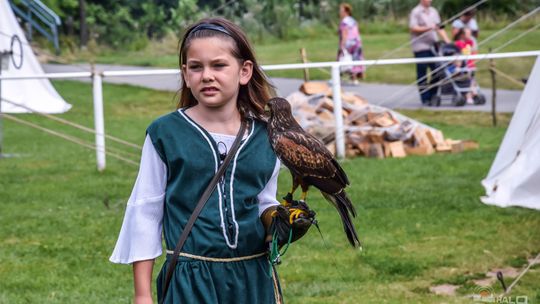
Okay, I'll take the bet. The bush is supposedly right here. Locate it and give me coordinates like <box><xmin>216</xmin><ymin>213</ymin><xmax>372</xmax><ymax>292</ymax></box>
<box><xmin>32</xmin><ymin>0</ymin><xmax>540</xmax><ymax>50</ymax></box>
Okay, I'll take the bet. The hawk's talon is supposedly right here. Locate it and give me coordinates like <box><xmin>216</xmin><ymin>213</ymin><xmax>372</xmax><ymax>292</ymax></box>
<box><xmin>288</xmin><ymin>209</ymin><xmax>308</xmax><ymax>224</ymax></box>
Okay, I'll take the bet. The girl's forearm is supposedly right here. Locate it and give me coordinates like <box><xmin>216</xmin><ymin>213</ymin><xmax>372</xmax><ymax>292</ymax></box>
<box><xmin>133</xmin><ymin>259</ymin><xmax>155</xmax><ymax>302</ymax></box>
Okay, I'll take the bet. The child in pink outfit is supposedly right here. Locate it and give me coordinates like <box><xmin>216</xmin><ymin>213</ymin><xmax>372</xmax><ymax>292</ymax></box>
<box><xmin>453</xmin><ymin>28</ymin><xmax>478</xmax><ymax>104</ymax></box>
<box><xmin>454</xmin><ymin>28</ymin><xmax>476</xmax><ymax>69</ymax></box>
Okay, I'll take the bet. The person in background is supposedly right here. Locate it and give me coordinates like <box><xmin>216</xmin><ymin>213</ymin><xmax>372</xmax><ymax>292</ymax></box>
<box><xmin>451</xmin><ymin>9</ymin><xmax>479</xmax><ymax>41</ymax></box>
<box><xmin>454</xmin><ymin>28</ymin><xmax>476</xmax><ymax>69</ymax></box>
<box><xmin>409</xmin><ymin>0</ymin><xmax>450</xmax><ymax>105</ymax></box>
<box><xmin>454</xmin><ymin>28</ymin><xmax>479</xmax><ymax>104</ymax></box>
<box><xmin>338</xmin><ymin>2</ymin><xmax>365</xmax><ymax>84</ymax></box>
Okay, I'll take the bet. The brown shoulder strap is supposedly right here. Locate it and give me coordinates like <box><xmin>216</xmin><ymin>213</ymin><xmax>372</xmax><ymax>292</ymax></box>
<box><xmin>159</xmin><ymin>120</ymin><xmax>248</xmax><ymax>303</ymax></box>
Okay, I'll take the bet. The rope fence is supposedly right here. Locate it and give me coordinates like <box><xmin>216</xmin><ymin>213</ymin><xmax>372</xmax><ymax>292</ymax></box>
<box><xmin>1</xmin><ymin>49</ymin><xmax>539</xmax><ymax>165</ymax></box>
<box><xmin>407</xmin><ymin>21</ymin><xmax>539</xmax><ymax>106</ymax></box>
<box><xmin>1</xmin><ymin>97</ymin><xmax>142</xmax><ymax>150</ymax></box>
<box><xmin>2</xmin><ymin>113</ymin><xmax>139</xmax><ymax>166</ymax></box>
<box><xmin>2</xmin><ymin>2</ymin><xmax>540</xmax><ymax>166</ymax></box>
<box><xmin>377</xmin><ymin>6</ymin><xmax>540</xmax><ymax>109</ymax></box>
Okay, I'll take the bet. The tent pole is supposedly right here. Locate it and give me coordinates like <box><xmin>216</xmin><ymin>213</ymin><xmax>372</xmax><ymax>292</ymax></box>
<box><xmin>489</xmin><ymin>48</ymin><xmax>497</xmax><ymax>127</ymax></box>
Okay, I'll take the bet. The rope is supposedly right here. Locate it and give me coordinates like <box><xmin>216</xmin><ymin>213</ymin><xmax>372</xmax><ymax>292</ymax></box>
<box><xmin>489</xmin><ymin>22</ymin><xmax>540</xmax><ymax>53</ymax></box>
<box><xmin>0</xmin><ymin>30</ymin><xmax>92</xmax><ymax>72</ymax></box>
<box><xmin>490</xmin><ymin>67</ymin><xmax>526</xmax><ymax>88</ymax></box>
<box><xmin>412</xmin><ymin>21</ymin><xmax>539</xmax><ymax>97</ymax></box>
<box><xmin>1</xmin><ymin>97</ymin><xmax>142</xmax><ymax>150</ymax></box>
<box><xmin>296</xmin><ymin>1</ymin><xmax>489</xmax><ymax>80</ymax></box>
<box><xmin>377</xmin><ymin>7</ymin><xmax>540</xmax><ymax>108</ymax></box>
<box><xmin>477</xmin><ymin>7</ymin><xmax>540</xmax><ymax>48</ymax></box>
<box><xmin>165</xmin><ymin>250</ymin><xmax>266</xmax><ymax>262</ymax></box>
<box><xmin>501</xmin><ymin>252</ymin><xmax>540</xmax><ymax>296</ymax></box>
<box><xmin>305</xmin><ymin>58</ymin><xmax>332</xmax><ymax>76</ymax></box>
<box><xmin>415</xmin><ymin>21</ymin><xmax>539</xmax><ymax>97</ymax></box>
<box><xmin>2</xmin><ymin>113</ymin><xmax>139</xmax><ymax>166</ymax></box>
<box><xmin>369</xmin><ymin>0</ymin><xmax>489</xmax><ymax>66</ymax></box>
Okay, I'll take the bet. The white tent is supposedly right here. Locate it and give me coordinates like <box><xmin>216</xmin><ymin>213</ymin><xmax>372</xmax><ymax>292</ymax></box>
<box><xmin>481</xmin><ymin>55</ymin><xmax>540</xmax><ymax>210</ymax></box>
<box><xmin>0</xmin><ymin>0</ymin><xmax>71</xmax><ymax>113</ymax></box>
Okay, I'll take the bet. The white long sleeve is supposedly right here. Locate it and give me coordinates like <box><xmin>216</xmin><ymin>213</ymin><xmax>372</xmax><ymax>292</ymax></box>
<box><xmin>109</xmin><ymin>135</ymin><xmax>167</xmax><ymax>264</ymax></box>
<box><xmin>257</xmin><ymin>159</ymin><xmax>281</xmax><ymax>215</ymax></box>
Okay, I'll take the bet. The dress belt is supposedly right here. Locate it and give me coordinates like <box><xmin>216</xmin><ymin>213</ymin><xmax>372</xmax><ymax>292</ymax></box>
<box><xmin>165</xmin><ymin>250</ymin><xmax>266</xmax><ymax>263</ymax></box>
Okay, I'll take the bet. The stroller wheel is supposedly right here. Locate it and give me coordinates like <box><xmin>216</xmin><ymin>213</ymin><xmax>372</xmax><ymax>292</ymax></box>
<box><xmin>473</xmin><ymin>94</ymin><xmax>486</xmax><ymax>105</ymax></box>
<box><xmin>430</xmin><ymin>95</ymin><xmax>441</xmax><ymax>107</ymax></box>
<box><xmin>452</xmin><ymin>94</ymin><xmax>466</xmax><ymax>107</ymax></box>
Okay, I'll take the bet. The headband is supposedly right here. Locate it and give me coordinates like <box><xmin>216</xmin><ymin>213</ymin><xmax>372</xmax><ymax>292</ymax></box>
<box><xmin>187</xmin><ymin>23</ymin><xmax>232</xmax><ymax>38</ymax></box>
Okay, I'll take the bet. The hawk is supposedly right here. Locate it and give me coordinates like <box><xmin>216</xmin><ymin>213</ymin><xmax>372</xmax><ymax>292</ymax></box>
<box><xmin>266</xmin><ymin>97</ymin><xmax>360</xmax><ymax>247</ymax></box>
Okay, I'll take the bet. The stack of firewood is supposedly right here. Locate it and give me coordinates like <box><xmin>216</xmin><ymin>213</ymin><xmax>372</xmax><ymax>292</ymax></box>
<box><xmin>286</xmin><ymin>81</ymin><xmax>479</xmax><ymax>158</ymax></box>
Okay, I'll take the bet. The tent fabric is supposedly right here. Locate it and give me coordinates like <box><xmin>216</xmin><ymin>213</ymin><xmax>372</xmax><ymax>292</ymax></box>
<box><xmin>0</xmin><ymin>0</ymin><xmax>71</xmax><ymax>113</ymax></box>
<box><xmin>481</xmin><ymin>55</ymin><xmax>540</xmax><ymax>210</ymax></box>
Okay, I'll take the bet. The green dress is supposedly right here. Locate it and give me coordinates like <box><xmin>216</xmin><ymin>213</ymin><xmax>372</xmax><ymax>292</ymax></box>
<box><xmin>147</xmin><ymin>110</ymin><xmax>278</xmax><ymax>303</ymax></box>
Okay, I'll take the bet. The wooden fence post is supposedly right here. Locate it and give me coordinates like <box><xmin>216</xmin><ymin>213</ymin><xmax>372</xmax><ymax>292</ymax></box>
<box><xmin>300</xmin><ymin>48</ymin><xmax>309</xmax><ymax>82</ymax></box>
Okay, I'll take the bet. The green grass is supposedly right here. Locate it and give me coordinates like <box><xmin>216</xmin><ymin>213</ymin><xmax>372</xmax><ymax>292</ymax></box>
<box><xmin>64</xmin><ymin>28</ymin><xmax>540</xmax><ymax>90</ymax></box>
<box><xmin>1</xmin><ymin>81</ymin><xmax>539</xmax><ymax>303</ymax></box>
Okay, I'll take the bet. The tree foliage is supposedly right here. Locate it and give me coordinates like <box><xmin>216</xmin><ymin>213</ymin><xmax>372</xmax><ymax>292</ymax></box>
<box><xmin>32</xmin><ymin>0</ymin><xmax>540</xmax><ymax>49</ymax></box>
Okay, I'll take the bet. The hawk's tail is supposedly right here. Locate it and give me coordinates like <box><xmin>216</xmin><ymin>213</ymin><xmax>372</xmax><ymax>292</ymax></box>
<box><xmin>322</xmin><ymin>190</ymin><xmax>361</xmax><ymax>248</ymax></box>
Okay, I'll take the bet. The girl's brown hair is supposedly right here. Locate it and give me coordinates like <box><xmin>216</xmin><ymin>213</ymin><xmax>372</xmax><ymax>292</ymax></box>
<box><xmin>177</xmin><ymin>17</ymin><xmax>275</xmax><ymax>120</ymax></box>
<box><xmin>453</xmin><ymin>28</ymin><xmax>465</xmax><ymax>42</ymax></box>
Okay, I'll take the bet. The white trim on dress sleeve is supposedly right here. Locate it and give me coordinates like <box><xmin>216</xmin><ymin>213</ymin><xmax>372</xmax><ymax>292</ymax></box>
<box><xmin>257</xmin><ymin>158</ymin><xmax>281</xmax><ymax>216</ymax></box>
<box><xmin>109</xmin><ymin>135</ymin><xmax>167</xmax><ymax>264</ymax></box>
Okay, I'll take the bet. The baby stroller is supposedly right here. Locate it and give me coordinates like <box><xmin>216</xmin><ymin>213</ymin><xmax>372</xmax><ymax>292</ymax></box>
<box><xmin>427</xmin><ymin>42</ymin><xmax>486</xmax><ymax>107</ymax></box>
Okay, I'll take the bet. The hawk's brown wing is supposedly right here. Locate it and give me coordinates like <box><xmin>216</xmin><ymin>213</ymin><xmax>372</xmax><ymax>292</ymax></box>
<box><xmin>273</xmin><ymin>130</ymin><xmax>349</xmax><ymax>190</ymax></box>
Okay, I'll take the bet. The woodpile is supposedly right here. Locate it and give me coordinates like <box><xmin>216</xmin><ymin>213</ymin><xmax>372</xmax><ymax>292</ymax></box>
<box><xmin>287</xmin><ymin>81</ymin><xmax>479</xmax><ymax>158</ymax></box>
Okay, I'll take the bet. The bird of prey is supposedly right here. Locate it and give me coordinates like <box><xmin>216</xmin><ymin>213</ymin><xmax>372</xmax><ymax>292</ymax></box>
<box><xmin>266</xmin><ymin>97</ymin><xmax>360</xmax><ymax>247</ymax></box>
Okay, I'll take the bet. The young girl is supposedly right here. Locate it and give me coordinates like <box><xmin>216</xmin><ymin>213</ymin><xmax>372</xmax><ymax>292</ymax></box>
<box><xmin>453</xmin><ymin>28</ymin><xmax>477</xmax><ymax>70</ymax></box>
<box><xmin>453</xmin><ymin>28</ymin><xmax>479</xmax><ymax>104</ymax></box>
<box><xmin>110</xmin><ymin>17</ymin><xmax>293</xmax><ymax>303</ymax></box>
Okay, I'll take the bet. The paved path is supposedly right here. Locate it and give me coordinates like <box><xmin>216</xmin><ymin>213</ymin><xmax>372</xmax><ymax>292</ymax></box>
<box><xmin>43</xmin><ymin>63</ymin><xmax>522</xmax><ymax>113</ymax></box>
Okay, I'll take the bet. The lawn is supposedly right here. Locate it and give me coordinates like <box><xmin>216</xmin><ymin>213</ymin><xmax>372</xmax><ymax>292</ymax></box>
<box><xmin>67</xmin><ymin>28</ymin><xmax>540</xmax><ymax>91</ymax></box>
<box><xmin>0</xmin><ymin>81</ymin><xmax>539</xmax><ymax>303</ymax></box>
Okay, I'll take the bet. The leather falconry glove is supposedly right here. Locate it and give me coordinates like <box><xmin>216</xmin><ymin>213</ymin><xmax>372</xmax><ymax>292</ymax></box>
<box><xmin>260</xmin><ymin>198</ymin><xmax>316</xmax><ymax>247</ymax></box>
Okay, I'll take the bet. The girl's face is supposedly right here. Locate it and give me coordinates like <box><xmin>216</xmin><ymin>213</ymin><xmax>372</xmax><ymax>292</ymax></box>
<box><xmin>182</xmin><ymin>37</ymin><xmax>253</xmax><ymax>110</ymax></box>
